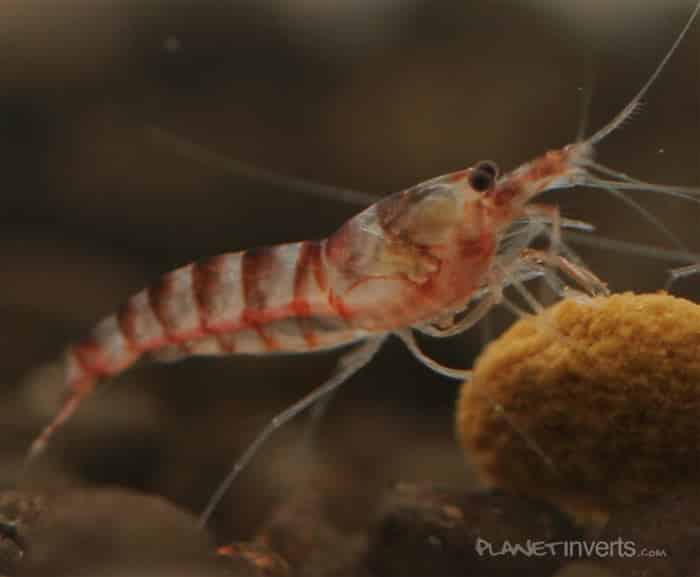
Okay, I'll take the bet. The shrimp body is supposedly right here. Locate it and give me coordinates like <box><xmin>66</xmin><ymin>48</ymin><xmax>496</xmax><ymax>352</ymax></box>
<box><xmin>69</xmin><ymin>174</ymin><xmax>492</xmax><ymax>375</ymax></box>
<box><xmin>25</xmin><ymin>127</ymin><xmax>638</xmax><ymax>462</ymax></box>
<box><xmin>28</xmin><ymin>150</ymin><xmax>584</xmax><ymax>460</ymax></box>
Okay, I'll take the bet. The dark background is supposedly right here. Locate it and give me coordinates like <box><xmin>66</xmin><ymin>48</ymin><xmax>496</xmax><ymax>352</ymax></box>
<box><xmin>0</xmin><ymin>0</ymin><xmax>698</xmax><ymax>544</ymax></box>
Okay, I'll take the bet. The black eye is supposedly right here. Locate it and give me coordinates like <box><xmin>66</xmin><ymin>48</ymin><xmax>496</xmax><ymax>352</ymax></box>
<box><xmin>477</xmin><ymin>160</ymin><xmax>499</xmax><ymax>179</ymax></box>
<box><xmin>469</xmin><ymin>161</ymin><xmax>499</xmax><ymax>192</ymax></box>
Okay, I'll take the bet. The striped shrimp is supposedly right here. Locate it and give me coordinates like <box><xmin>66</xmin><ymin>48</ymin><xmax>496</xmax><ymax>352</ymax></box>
<box><xmin>25</xmin><ymin>0</ymin><xmax>700</xmax><ymax>528</ymax></box>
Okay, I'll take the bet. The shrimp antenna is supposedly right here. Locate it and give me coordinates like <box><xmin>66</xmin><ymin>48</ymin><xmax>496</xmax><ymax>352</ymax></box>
<box><xmin>575</xmin><ymin>50</ymin><xmax>595</xmax><ymax>143</ymax></box>
<box><xmin>146</xmin><ymin>125</ymin><xmax>379</xmax><ymax>206</ymax></box>
<box><xmin>587</xmin><ymin>0</ymin><xmax>700</xmax><ymax>145</ymax></box>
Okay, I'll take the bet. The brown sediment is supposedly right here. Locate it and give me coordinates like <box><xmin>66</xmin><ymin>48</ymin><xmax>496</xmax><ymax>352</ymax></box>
<box><xmin>456</xmin><ymin>292</ymin><xmax>700</xmax><ymax>525</ymax></box>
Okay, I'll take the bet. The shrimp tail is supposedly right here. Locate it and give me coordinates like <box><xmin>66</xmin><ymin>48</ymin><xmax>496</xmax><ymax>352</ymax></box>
<box><xmin>26</xmin><ymin>375</ymin><xmax>95</xmax><ymax>463</ymax></box>
<box><xmin>23</xmin><ymin>330</ymin><xmax>125</xmax><ymax>464</ymax></box>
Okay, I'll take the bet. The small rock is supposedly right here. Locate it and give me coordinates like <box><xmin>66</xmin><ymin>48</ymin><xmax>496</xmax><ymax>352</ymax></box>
<box><xmin>367</xmin><ymin>483</ymin><xmax>580</xmax><ymax>577</ymax></box>
<box><xmin>0</xmin><ymin>488</ymin><xmax>230</xmax><ymax>577</ymax></box>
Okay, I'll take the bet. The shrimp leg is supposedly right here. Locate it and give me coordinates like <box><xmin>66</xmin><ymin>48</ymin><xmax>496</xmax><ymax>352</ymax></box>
<box><xmin>524</xmin><ymin>203</ymin><xmax>563</xmax><ymax>252</ymax></box>
<box><xmin>416</xmin><ymin>290</ymin><xmax>501</xmax><ymax>339</ymax></box>
<box><xmin>665</xmin><ymin>264</ymin><xmax>700</xmax><ymax>291</ymax></box>
<box><xmin>415</xmin><ymin>241</ymin><xmax>600</xmax><ymax>342</ymax></box>
<box><xmin>523</xmin><ymin>203</ymin><xmax>593</xmax><ymax>273</ymax></box>
<box><xmin>517</xmin><ymin>249</ymin><xmax>609</xmax><ymax>297</ymax></box>
<box><xmin>395</xmin><ymin>328</ymin><xmax>556</xmax><ymax>471</ymax></box>
<box><xmin>395</xmin><ymin>329</ymin><xmax>471</xmax><ymax>380</ymax></box>
<box><xmin>198</xmin><ymin>335</ymin><xmax>387</xmax><ymax>529</ymax></box>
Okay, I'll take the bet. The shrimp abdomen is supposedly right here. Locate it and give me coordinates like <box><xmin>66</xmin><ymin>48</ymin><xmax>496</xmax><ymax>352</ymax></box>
<box><xmin>70</xmin><ymin>240</ymin><xmax>365</xmax><ymax>379</ymax></box>
<box><xmin>27</xmin><ymin>240</ymin><xmax>366</xmax><ymax>459</ymax></box>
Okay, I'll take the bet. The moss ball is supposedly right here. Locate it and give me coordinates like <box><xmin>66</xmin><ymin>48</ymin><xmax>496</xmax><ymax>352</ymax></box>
<box><xmin>456</xmin><ymin>292</ymin><xmax>700</xmax><ymax>525</ymax></box>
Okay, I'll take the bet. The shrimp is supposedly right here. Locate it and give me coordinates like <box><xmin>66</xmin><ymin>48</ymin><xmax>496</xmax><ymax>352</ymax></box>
<box><xmin>24</xmin><ymin>0</ymin><xmax>700</xmax><ymax>529</ymax></box>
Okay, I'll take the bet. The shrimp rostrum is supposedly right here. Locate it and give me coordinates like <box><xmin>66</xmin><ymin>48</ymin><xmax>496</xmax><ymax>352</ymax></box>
<box><xmin>25</xmin><ymin>0</ymin><xmax>700</xmax><ymax>527</ymax></box>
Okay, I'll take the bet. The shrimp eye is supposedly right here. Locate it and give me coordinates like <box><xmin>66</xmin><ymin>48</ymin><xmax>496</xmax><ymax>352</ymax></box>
<box><xmin>469</xmin><ymin>161</ymin><xmax>499</xmax><ymax>192</ymax></box>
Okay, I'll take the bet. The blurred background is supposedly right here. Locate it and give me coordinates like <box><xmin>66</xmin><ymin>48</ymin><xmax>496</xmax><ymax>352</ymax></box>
<box><xmin>0</xmin><ymin>0</ymin><xmax>698</xmax><ymax>544</ymax></box>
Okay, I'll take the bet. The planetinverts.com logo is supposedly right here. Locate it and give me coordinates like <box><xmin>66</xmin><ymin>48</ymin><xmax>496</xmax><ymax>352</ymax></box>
<box><xmin>474</xmin><ymin>537</ymin><xmax>667</xmax><ymax>559</ymax></box>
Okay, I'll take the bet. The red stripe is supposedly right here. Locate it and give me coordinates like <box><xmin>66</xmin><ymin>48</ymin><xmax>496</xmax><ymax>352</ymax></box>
<box><xmin>300</xmin><ymin>330</ymin><xmax>318</xmax><ymax>348</ymax></box>
<box><xmin>295</xmin><ymin>240</ymin><xmax>326</xmax><ymax>293</ymax></box>
<box><xmin>292</xmin><ymin>298</ymin><xmax>317</xmax><ymax>348</ymax></box>
<box><xmin>192</xmin><ymin>256</ymin><xmax>225</xmax><ymax>331</ymax></box>
<box><xmin>293</xmin><ymin>241</ymin><xmax>312</xmax><ymax>298</ymax></box>
<box><xmin>252</xmin><ymin>325</ymin><xmax>279</xmax><ymax>351</ymax></box>
<box><xmin>293</xmin><ymin>241</ymin><xmax>322</xmax><ymax>348</ymax></box>
<box><xmin>328</xmin><ymin>289</ymin><xmax>352</xmax><ymax>321</ymax></box>
<box><xmin>324</xmin><ymin>223</ymin><xmax>352</xmax><ymax>268</ymax></box>
<box><xmin>71</xmin><ymin>340</ymin><xmax>108</xmax><ymax>377</ymax></box>
<box><xmin>117</xmin><ymin>300</ymin><xmax>141</xmax><ymax>353</ymax></box>
<box><xmin>215</xmin><ymin>333</ymin><xmax>236</xmax><ymax>353</ymax></box>
<box><xmin>241</xmin><ymin>247</ymin><xmax>276</xmax><ymax>310</ymax></box>
<box><xmin>147</xmin><ymin>272</ymin><xmax>174</xmax><ymax>337</ymax></box>
<box><xmin>312</xmin><ymin>241</ymin><xmax>327</xmax><ymax>292</ymax></box>
<box><xmin>241</xmin><ymin>247</ymin><xmax>279</xmax><ymax>350</ymax></box>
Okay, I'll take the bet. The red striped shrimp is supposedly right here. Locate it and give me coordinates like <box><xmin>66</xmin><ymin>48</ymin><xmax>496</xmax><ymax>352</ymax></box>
<box><xmin>24</xmin><ymin>0</ymin><xmax>700</xmax><ymax>529</ymax></box>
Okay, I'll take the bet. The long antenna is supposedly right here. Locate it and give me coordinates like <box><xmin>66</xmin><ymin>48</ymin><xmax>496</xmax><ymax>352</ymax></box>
<box><xmin>146</xmin><ymin>125</ymin><xmax>380</xmax><ymax>206</ymax></box>
<box><xmin>587</xmin><ymin>0</ymin><xmax>700</xmax><ymax>145</ymax></box>
<box><xmin>575</xmin><ymin>50</ymin><xmax>595</xmax><ymax>143</ymax></box>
